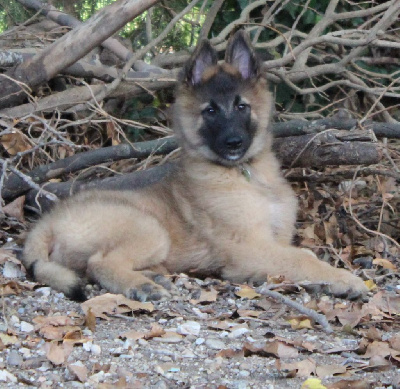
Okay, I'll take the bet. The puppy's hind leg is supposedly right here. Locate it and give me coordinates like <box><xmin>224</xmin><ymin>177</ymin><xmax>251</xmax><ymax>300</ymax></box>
<box><xmin>86</xmin><ymin>227</ymin><xmax>172</xmax><ymax>301</ymax></box>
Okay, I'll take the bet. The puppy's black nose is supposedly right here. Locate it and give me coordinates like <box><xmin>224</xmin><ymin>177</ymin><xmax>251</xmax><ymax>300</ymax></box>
<box><xmin>225</xmin><ymin>136</ymin><xmax>243</xmax><ymax>150</ymax></box>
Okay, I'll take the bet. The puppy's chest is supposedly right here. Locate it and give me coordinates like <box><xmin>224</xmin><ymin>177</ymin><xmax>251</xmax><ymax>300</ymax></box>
<box><xmin>201</xmin><ymin>173</ymin><xmax>288</xmax><ymax>231</ymax></box>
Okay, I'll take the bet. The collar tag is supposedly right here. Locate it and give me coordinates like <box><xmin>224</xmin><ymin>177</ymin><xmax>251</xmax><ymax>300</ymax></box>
<box><xmin>240</xmin><ymin>165</ymin><xmax>251</xmax><ymax>182</ymax></box>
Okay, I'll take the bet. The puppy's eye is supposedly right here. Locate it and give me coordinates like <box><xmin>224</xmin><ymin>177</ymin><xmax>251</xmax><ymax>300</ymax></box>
<box><xmin>204</xmin><ymin>106</ymin><xmax>216</xmax><ymax>115</ymax></box>
<box><xmin>237</xmin><ymin>103</ymin><xmax>248</xmax><ymax>111</ymax></box>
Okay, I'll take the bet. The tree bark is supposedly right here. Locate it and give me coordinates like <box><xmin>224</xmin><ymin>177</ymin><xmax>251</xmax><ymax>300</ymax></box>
<box><xmin>2</xmin><ymin>138</ymin><xmax>178</xmax><ymax>202</ymax></box>
<box><xmin>18</xmin><ymin>129</ymin><xmax>380</xmax><ymax>212</ymax></box>
<box><xmin>0</xmin><ymin>0</ymin><xmax>159</xmax><ymax>109</ymax></box>
<box><xmin>0</xmin><ymin>74</ymin><xmax>176</xmax><ymax>118</ymax></box>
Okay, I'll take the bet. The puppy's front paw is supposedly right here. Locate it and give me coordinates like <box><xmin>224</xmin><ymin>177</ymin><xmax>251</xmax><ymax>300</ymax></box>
<box><xmin>327</xmin><ymin>269</ymin><xmax>368</xmax><ymax>299</ymax></box>
<box><xmin>126</xmin><ymin>283</ymin><xmax>171</xmax><ymax>302</ymax></box>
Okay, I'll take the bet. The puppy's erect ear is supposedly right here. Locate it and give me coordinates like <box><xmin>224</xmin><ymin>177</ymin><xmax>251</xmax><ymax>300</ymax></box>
<box><xmin>225</xmin><ymin>30</ymin><xmax>259</xmax><ymax>79</ymax></box>
<box><xmin>183</xmin><ymin>40</ymin><xmax>218</xmax><ymax>85</ymax></box>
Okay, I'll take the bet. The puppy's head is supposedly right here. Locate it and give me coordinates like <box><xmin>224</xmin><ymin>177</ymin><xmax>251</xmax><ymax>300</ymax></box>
<box><xmin>174</xmin><ymin>30</ymin><xmax>273</xmax><ymax>166</ymax></box>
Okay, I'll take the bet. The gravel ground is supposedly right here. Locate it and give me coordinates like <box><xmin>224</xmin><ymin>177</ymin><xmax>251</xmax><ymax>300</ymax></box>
<box><xmin>1</xmin><ymin>255</ymin><xmax>400</xmax><ymax>389</ymax></box>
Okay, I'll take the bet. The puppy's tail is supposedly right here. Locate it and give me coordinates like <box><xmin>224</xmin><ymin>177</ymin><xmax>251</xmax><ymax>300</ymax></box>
<box><xmin>23</xmin><ymin>223</ymin><xmax>86</xmax><ymax>302</ymax></box>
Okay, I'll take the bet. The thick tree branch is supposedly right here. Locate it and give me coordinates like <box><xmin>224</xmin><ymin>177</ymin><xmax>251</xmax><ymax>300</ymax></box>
<box><xmin>0</xmin><ymin>73</ymin><xmax>176</xmax><ymax>118</ymax></box>
<box><xmin>11</xmin><ymin>129</ymin><xmax>381</xmax><ymax>211</ymax></box>
<box><xmin>0</xmin><ymin>0</ymin><xmax>159</xmax><ymax>109</ymax></box>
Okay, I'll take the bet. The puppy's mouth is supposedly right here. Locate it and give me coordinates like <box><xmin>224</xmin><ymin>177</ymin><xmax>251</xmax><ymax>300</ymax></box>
<box><xmin>224</xmin><ymin>150</ymin><xmax>245</xmax><ymax>161</ymax></box>
<box><xmin>217</xmin><ymin>135</ymin><xmax>249</xmax><ymax>163</ymax></box>
<box><xmin>214</xmin><ymin>147</ymin><xmax>248</xmax><ymax>166</ymax></box>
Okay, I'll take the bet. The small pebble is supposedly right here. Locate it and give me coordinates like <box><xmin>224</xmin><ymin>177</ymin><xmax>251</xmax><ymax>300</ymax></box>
<box><xmin>20</xmin><ymin>321</ymin><xmax>34</xmax><ymax>333</ymax></box>
<box><xmin>177</xmin><ymin>321</ymin><xmax>201</xmax><ymax>336</ymax></box>
<box><xmin>228</xmin><ymin>328</ymin><xmax>249</xmax><ymax>339</ymax></box>
<box><xmin>35</xmin><ymin>287</ymin><xmax>51</xmax><ymax>297</ymax></box>
<box><xmin>0</xmin><ymin>369</ymin><xmax>17</xmax><ymax>383</ymax></box>
<box><xmin>7</xmin><ymin>350</ymin><xmax>23</xmax><ymax>367</ymax></box>
<box><xmin>3</xmin><ymin>262</ymin><xmax>24</xmax><ymax>278</ymax></box>
<box><xmin>205</xmin><ymin>338</ymin><xmax>225</xmax><ymax>350</ymax></box>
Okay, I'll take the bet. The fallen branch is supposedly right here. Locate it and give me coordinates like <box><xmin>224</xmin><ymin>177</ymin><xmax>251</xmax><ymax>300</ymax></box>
<box><xmin>0</xmin><ymin>49</ymin><xmax>162</xmax><ymax>82</ymax></box>
<box><xmin>0</xmin><ymin>74</ymin><xmax>176</xmax><ymax>118</ymax></box>
<box><xmin>273</xmin><ymin>129</ymin><xmax>380</xmax><ymax>168</ymax></box>
<box><xmin>0</xmin><ymin>0</ymin><xmax>159</xmax><ymax>109</ymax></box>
<box><xmin>16</xmin><ymin>0</ymin><xmax>138</xmax><ymax>64</ymax></box>
<box><xmin>256</xmin><ymin>283</ymin><xmax>333</xmax><ymax>333</ymax></box>
<box><xmin>18</xmin><ymin>129</ymin><xmax>381</xmax><ymax>211</ymax></box>
<box><xmin>2</xmin><ymin>137</ymin><xmax>178</xmax><ymax>202</ymax></box>
<box><xmin>285</xmin><ymin>167</ymin><xmax>400</xmax><ymax>183</ymax></box>
<box><xmin>273</xmin><ymin>115</ymin><xmax>400</xmax><ymax>139</ymax></box>
<box><xmin>24</xmin><ymin>163</ymin><xmax>175</xmax><ymax>212</ymax></box>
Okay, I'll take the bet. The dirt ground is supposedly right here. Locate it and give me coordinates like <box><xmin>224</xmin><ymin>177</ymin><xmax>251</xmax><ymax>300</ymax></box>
<box><xmin>1</xmin><ymin>158</ymin><xmax>400</xmax><ymax>389</ymax></box>
<box><xmin>1</xmin><ymin>243</ymin><xmax>400</xmax><ymax>389</ymax></box>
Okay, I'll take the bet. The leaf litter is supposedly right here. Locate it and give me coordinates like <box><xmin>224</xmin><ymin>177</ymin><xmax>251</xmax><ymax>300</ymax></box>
<box><xmin>0</xmin><ymin>166</ymin><xmax>400</xmax><ymax>387</ymax></box>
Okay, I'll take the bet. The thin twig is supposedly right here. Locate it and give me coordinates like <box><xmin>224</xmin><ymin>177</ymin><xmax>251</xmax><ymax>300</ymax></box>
<box><xmin>256</xmin><ymin>284</ymin><xmax>333</xmax><ymax>333</ymax></box>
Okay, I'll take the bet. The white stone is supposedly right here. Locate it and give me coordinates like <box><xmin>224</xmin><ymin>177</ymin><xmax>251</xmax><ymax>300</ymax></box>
<box><xmin>177</xmin><ymin>321</ymin><xmax>201</xmax><ymax>336</ymax></box>
<box><xmin>228</xmin><ymin>328</ymin><xmax>249</xmax><ymax>339</ymax></box>
<box><xmin>90</xmin><ymin>344</ymin><xmax>101</xmax><ymax>356</ymax></box>
<box><xmin>82</xmin><ymin>341</ymin><xmax>92</xmax><ymax>352</ymax></box>
<box><xmin>35</xmin><ymin>287</ymin><xmax>51</xmax><ymax>297</ymax></box>
<box><xmin>195</xmin><ymin>338</ymin><xmax>205</xmax><ymax>345</ymax></box>
<box><xmin>0</xmin><ymin>370</ymin><xmax>17</xmax><ymax>382</ymax></box>
<box><xmin>20</xmin><ymin>321</ymin><xmax>34</xmax><ymax>333</ymax></box>
<box><xmin>3</xmin><ymin>261</ymin><xmax>24</xmax><ymax>278</ymax></box>
<box><xmin>205</xmin><ymin>338</ymin><xmax>225</xmax><ymax>350</ymax></box>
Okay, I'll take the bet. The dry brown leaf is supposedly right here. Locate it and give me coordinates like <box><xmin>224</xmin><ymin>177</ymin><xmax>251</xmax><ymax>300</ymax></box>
<box><xmin>64</xmin><ymin>330</ymin><xmax>84</xmax><ymax>342</ymax></box>
<box><xmin>85</xmin><ymin>308</ymin><xmax>96</xmax><ymax>332</ymax></box>
<box><xmin>368</xmin><ymin>354</ymin><xmax>391</xmax><ymax>369</ymax></box>
<box><xmin>106</xmin><ymin>121</ymin><xmax>121</xmax><ymax>145</ymax></box>
<box><xmin>364</xmin><ymin>327</ymin><xmax>382</xmax><ymax>341</ymax></box>
<box><xmin>121</xmin><ymin>324</ymin><xmax>165</xmax><ymax>341</ymax></box>
<box><xmin>236</xmin><ymin>309</ymin><xmax>262</xmax><ymax>318</ymax></box>
<box><xmin>33</xmin><ymin>315</ymin><xmax>76</xmax><ymax>327</ymax></box>
<box><xmin>216</xmin><ymin>348</ymin><xmax>244</xmax><ymax>359</ymax></box>
<box><xmin>3</xmin><ymin>196</ymin><xmax>25</xmax><ymax>222</ymax></box>
<box><xmin>288</xmin><ymin>317</ymin><xmax>314</xmax><ymax>330</ymax></box>
<box><xmin>1</xmin><ymin>132</ymin><xmax>31</xmax><ymax>155</ymax></box>
<box><xmin>319</xmin><ymin>302</ymin><xmax>378</xmax><ymax>329</ymax></box>
<box><xmin>243</xmin><ymin>340</ymin><xmax>298</xmax><ymax>358</ymax></box>
<box><xmin>190</xmin><ymin>287</ymin><xmax>218</xmax><ymax>304</ymax></box>
<box><xmin>274</xmin><ymin>336</ymin><xmax>315</xmax><ymax>353</ymax></box>
<box><xmin>157</xmin><ymin>331</ymin><xmax>183</xmax><ymax>342</ymax></box>
<box><xmin>0</xmin><ymin>249</ymin><xmax>17</xmax><ymax>265</ymax></box>
<box><xmin>120</xmin><ymin>329</ymin><xmax>146</xmax><ymax>340</ymax></box>
<box><xmin>0</xmin><ymin>333</ymin><xmax>18</xmax><ymax>346</ymax></box>
<box><xmin>373</xmin><ymin>257</ymin><xmax>397</xmax><ymax>270</ymax></box>
<box><xmin>45</xmin><ymin>342</ymin><xmax>67</xmax><ymax>365</ymax></box>
<box><xmin>81</xmin><ymin>293</ymin><xmax>154</xmax><ymax>320</ymax></box>
<box><xmin>278</xmin><ymin>358</ymin><xmax>316</xmax><ymax>377</ymax></box>
<box><xmin>39</xmin><ymin>325</ymin><xmax>81</xmax><ymax>341</ymax></box>
<box><xmin>316</xmin><ymin>364</ymin><xmax>347</xmax><ymax>378</ymax></box>
<box><xmin>68</xmin><ymin>362</ymin><xmax>88</xmax><ymax>382</ymax></box>
<box><xmin>361</xmin><ymin>340</ymin><xmax>393</xmax><ymax>359</ymax></box>
<box><xmin>370</xmin><ymin>291</ymin><xmax>400</xmax><ymax>314</ymax></box>
<box><xmin>364</xmin><ymin>280</ymin><xmax>377</xmax><ymax>291</ymax></box>
<box><xmin>389</xmin><ymin>334</ymin><xmax>400</xmax><ymax>351</ymax></box>
<box><xmin>326</xmin><ymin>379</ymin><xmax>372</xmax><ymax>389</ymax></box>
<box><xmin>234</xmin><ymin>285</ymin><xmax>261</xmax><ymax>299</ymax></box>
<box><xmin>0</xmin><ymin>281</ymin><xmax>23</xmax><ymax>296</ymax></box>
<box><xmin>145</xmin><ymin>324</ymin><xmax>166</xmax><ymax>339</ymax></box>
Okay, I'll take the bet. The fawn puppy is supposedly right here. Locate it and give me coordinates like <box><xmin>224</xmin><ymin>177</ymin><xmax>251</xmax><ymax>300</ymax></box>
<box><xmin>22</xmin><ymin>31</ymin><xmax>367</xmax><ymax>301</ymax></box>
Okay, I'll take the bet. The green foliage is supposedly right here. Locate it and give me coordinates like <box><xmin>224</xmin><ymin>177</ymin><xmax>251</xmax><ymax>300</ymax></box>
<box><xmin>0</xmin><ymin>0</ymin><xmax>33</xmax><ymax>31</ymax></box>
<box><xmin>0</xmin><ymin>1</ymin><xmax>396</xmax><ymax>119</ymax></box>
